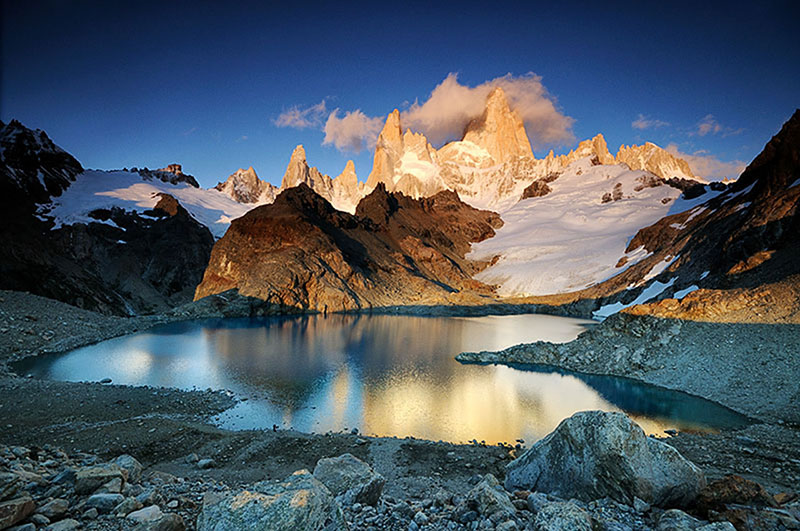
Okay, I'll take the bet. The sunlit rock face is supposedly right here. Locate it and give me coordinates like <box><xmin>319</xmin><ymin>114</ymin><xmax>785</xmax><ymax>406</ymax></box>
<box><xmin>462</xmin><ymin>86</ymin><xmax>534</xmax><ymax>163</ymax></box>
<box><xmin>616</xmin><ymin>142</ymin><xmax>699</xmax><ymax>181</ymax></box>
<box><xmin>214</xmin><ymin>166</ymin><xmax>277</xmax><ymax>204</ymax></box>
<box><xmin>194</xmin><ymin>183</ymin><xmax>502</xmax><ymax>312</ymax></box>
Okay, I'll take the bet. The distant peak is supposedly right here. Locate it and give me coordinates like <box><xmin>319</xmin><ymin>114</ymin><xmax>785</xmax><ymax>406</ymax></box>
<box><xmin>290</xmin><ymin>144</ymin><xmax>307</xmax><ymax>162</ymax></box>
<box><xmin>379</xmin><ymin>110</ymin><xmax>403</xmax><ymax>142</ymax></box>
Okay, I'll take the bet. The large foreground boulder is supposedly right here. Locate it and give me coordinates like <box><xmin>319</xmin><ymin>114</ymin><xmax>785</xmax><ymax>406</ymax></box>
<box><xmin>505</xmin><ymin>411</ymin><xmax>705</xmax><ymax>507</ymax></box>
<box><xmin>198</xmin><ymin>469</ymin><xmax>346</xmax><ymax>530</ymax></box>
<box><xmin>312</xmin><ymin>453</ymin><xmax>385</xmax><ymax>506</ymax></box>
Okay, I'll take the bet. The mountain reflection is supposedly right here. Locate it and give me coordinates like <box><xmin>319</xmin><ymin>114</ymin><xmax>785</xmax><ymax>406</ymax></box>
<box><xmin>16</xmin><ymin>313</ymin><xmax>749</xmax><ymax>444</ymax></box>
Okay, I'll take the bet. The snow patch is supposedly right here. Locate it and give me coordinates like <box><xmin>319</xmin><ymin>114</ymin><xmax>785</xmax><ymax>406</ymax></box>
<box><xmin>673</xmin><ymin>285</ymin><xmax>699</xmax><ymax>300</ymax></box>
<box><xmin>593</xmin><ymin>278</ymin><xmax>676</xmax><ymax>319</ymax></box>
<box><xmin>43</xmin><ymin>170</ymin><xmax>252</xmax><ymax>238</ymax></box>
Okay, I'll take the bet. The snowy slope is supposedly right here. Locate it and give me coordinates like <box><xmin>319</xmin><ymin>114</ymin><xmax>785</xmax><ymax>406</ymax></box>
<box><xmin>467</xmin><ymin>158</ymin><xmax>709</xmax><ymax>296</ymax></box>
<box><xmin>41</xmin><ymin>170</ymin><xmax>252</xmax><ymax>238</ymax></box>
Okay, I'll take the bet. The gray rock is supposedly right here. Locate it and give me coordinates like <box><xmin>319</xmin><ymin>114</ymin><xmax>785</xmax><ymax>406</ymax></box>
<box><xmin>136</xmin><ymin>488</ymin><xmax>164</xmax><ymax>507</ymax></box>
<box><xmin>434</xmin><ymin>488</ymin><xmax>452</xmax><ymax>507</ymax></box>
<box><xmin>31</xmin><ymin>514</ymin><xmax>51</xmax><ymax>526</ymax></box>
<box><xmin>50</xmin><ymin>470</ymin><xmax>76</xmax><ymax>486</ymax></box>
<box><xmin>0</xmin><ymin>472</ymin><xmax>21</xmax><ymax>502</ymax></box>
<box><xmin>36</xmin><ymin>498</ymin><xmax>69</xmax><ymax>519</ymax></box>
<box><xmin>0</xmin><ymin>496</ymin><xmax>35</xmax><ymax>529</ymax></box>
<box><xmin>140</xmin><ymin>513</ymin><xmax>185</xmax><ymax>531</ymax></box>
<box><xmin>6</xmin><ymin>523</ymin><xmax>36</xmax><ymax>531</ymax></box>
<box><xmin>497</xmin><ymin>520</ymin><xmax>519</xmax><ymax>531</ymax></box>
<box><xmin>534</xmin><ymin>501</ymin><xmax>592</xmax><ymax>530</ymax></box>
<box><xmin>115</xmin><ymin>454</ymin><xmax>143</xmax><ymax>483</ymax></box>
<box><xmin>527</xmin><ymin>492</ymin><xmax>548</xmax><ymax>513</ymax></box>
<box><xmin>127</xmin><ymin>505</ymin><xmax>164</xmax><ymax>523</ymax></box>
<box><xmin>656</xmin><ymin>508</ymin><xmax>702</xmax><ymax>530</ymax></box>
<box><xmin>43</xmin><ymin>519</ymin><xmax>80</xmax><ymax>531</ymax></box>
<box><xmin>460</xmin><ymin>474</ymin><xmax>516</xmax><ymax>516</ymax></box>
<box><xmin>114</xmin><ymin>496</ymin><xmax>143</xmax><ymax>516</ymax></box>
<box><xmin>198</xmin><ymin>469</ymin><xmax>345</xmax><ymax>530</ymax></box>
<box><xmin>505</xmin><ymin>411</ymin><xmax>706</xmax><ymax>507</ymax></box>
<box><xmin>85</xmin><ymin>493</ymin><xmax>125</xmax><ymax>513</ymax></box>
<box><xmin>82</xmin><ymin>507</ymin><xmax>98</xmax><ymax>520</ymax></box>
<box><xmin>197</xmin><ymin>458</ymin><xmax>216</xmax><ymax>470</ymax></box>
<box><xmin>697</xmin><ymin>524</ymin><xmax>735</xmax><ymax>531</ymax></box>
<box><xmin>413</xmin><ymin>510</ymin><xmax>429</xmax><ymax>525</ymax></box>
<box><xmin>75</xmin><ymin>465</ymin><xmax>126</xmax><ymax>494</ymax></box>
<box><xmin>313</xmin><ymin>453</ymin><xmax>385</xmax><ymax>506</ymax></box>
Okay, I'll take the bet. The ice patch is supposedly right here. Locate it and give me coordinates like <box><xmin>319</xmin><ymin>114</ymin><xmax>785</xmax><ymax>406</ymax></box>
<box><xmin>673</xmin><ymin>285</ymin><xmax>699</xmax><ymax>300</ymax></box>
<box><xmin>593</xmin><ymin>278</ymin><xmax>676</xmax><ymax>319</ymax></box>
<box><xmin>700</xmin><ymin>270</ymin><xmax>710</xmax><ymax>279</ymax></box>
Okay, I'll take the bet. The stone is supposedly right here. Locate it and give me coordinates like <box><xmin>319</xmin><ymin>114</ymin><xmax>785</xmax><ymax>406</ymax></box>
<box><xmin>31</xmin><ymin>513</ymin><xmax>50</xmax><ymax>526</ymax></box>
<box><xmin>0</xmin><ymin>472</ymin><xmax>21</xmax><ymax>501</ymax></box>
<box><xmin>136</xmin><ymin>488</ymin><xmax>164</xmax><ymax>506</ymax></box>
<box><xmin>115</xmin><ymin>454</ymin><xmax>143</xmax><ymax>483</ymax></box>
<box><xmin>75</xmin><ymin>465</ymin><xmax>126</xmax><ymax>494</ymax></box>
<box><xmin>526</xmin><ymin>492</ymin><xmax>548</xmax><ymax>513</ymax></box>
<box><xmin>313</xmin><ymin>453</ymin><xmax>385</xmax><ymax>506</ymax></box>
<box><xmin>413</xmin><ymin>510</ymin><xmax>429</xmax><ymax>525</ymax></box>
<box><xmin>198</xmin><ymin>469</ymin><xmax>345</xmax><ymax>530</ymax></box>
<box><xmin>6</xmin><ymin>523</ymin><xmax>35</xmax><ymax>531</ymax></box>
<box><xmin>433</xmin><ymin>488</ymin><xmax>452</xmax><ymax>507</ymax></box>
<box><xmin>656</xmin><ymin>508</ymin><xmax>702</xmax><ymax>530</ymax></box>
<box><xmin>140</xmin><ymin>513</ymin><xmax>185</xmax><ymax>531</ymax></box>
<box><xmin>197</xmin><ymin>458</ymin><xmax>216</xmax><ymax>470</ymax></box>
<box><xmin>534</xmin><ymin>501</ymin><xmax>592</xmax><ymax>531</ymax></box>
<box><xmin>696</xmin><ymin>475</ymin><xmax>777</xmax><ymax>517</ymax></box>
<box><xmin>36</xmin><ymin>498</ymin><xmax>69</xmax><ymax>519</ymax></box>
<box><xmin>127</xmin><ymin>505</ymin><xmax>164</xmax><ymax>523</ymax></box>
<box><xmin>85</xmin><ymin>493</ymin><xmax>125</xmax><ymax>513</ymax></box>
<box><xmin>0</xmin><ymin>496</ymin><xmax>35</xmax><ymax>529</ymax></box>
<box><xmin>43</xmin><ymin>519</ymin><xmax>80</xmax><ymax>531</ymax></box>
<box><xmin>82</xmin><ymin>507</ymin><xmax>98</xmax><ymax>520</ymax></box>
<box><xmin>497</xmin><ymin>520</ymin><xmax>519</xmax><ymax>531</ymax></box>
<box><xmin>458</xmin><ymin>474</ymin><xmax>516</xmax><ymax>516</ymax></box>
<box><xmin>505</xmin><ymin>411</ymin><xmax>705</xmax><ymax>507</ymax></box>
<box><xmin>114</xmin><ymin>496</ymin><xmax>143</xmax><ymax>516</ymax></box>
<box><xmin>697</xmin><ymin>524</ymin><xmax>735</xmax><ymax>531</ymax></box>
<box><xmin>97</xmin><ymin>477</ymin><xmax>123</xmax><ymax>493</ymax></box>
<box><xmin>50</xmin><ymin>470</ymin><xmax>76</xmax><ymax>486</ymax></box>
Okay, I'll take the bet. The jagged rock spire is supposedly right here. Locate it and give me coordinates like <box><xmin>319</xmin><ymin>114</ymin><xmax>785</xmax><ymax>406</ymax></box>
<box><xmin>462</xmin><ymin>87</ymin><xmax>534</xmax><ymax>163</ymax></box>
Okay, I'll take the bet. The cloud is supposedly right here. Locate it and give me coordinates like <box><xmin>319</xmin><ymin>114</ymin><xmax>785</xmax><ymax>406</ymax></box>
<box><xmin>665</xmin><ymin>143</ymin><xmax>746</xmax><ymax>181</ymax></box>
<box><xmin>693</xmin><ymin>114</ymin><xmax>743</xmax><ymax>137</ymax></box>
<box><xmin>323</xmin><ymin>109</ymin><xmax>384</xmax><ymax>153</ymax></box>
<box><xmin>631</xmin><ymin>114</ymin><xmax>669</xmax><ymax>130</ymax></box>
<box><xmin>403</xmin><ymin>72</ymin><xmax>574</xmax><ymax>147</ymax></box>
<box><xmin>274</xmin><ymin>100</ymin><xmax>328</xmax><ymax>129</ymax></box>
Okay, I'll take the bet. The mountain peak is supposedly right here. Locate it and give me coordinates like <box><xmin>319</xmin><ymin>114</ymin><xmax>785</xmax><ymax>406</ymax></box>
<box><xmin>462</xmin><ymin>86</ymin><xmax>533</xmax><ymax>163</ymax></box>
<box><xmin>378</xmin><ymin>110</ymin><xmax>403</xmax><ymax>147</ymax></box>
<box><xmin>290</xmin><ymin>144</ymin><xmax>307</xmax><ymax>162</ymax></box>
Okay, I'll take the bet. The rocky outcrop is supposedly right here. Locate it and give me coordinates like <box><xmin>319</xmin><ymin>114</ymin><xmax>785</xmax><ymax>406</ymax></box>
<box><xmin>0</xmin><ymin>121</ymin><xmax>216</xmax><ymax>315</ymax></box>
<box><xmin>214</xmin><ymin>166</ymin><xmax>277</xmax><ymax>204</ymax></box>
<box><xmin>504</xmin><ymin>411</ymin><xmax>706</xmax><ymax>508</ymax></box>
<box><xmin>194</xmin><ymin>183</ymin><xmax>502</xmax><ymax>312</ymax></box>
<box><xmin>462</xmin><ymin>87</ymin><xmax>534</xmax><ymax>163</ymax></box>
<box><xmin>198</xmin><ymin>469</ymin><xmax>345</xmax><ymax>531</ymax></box>
<box><xmin>616</xmin><ymin>142</ymin><xmax>698</xmax><ymax>181</ymax></box>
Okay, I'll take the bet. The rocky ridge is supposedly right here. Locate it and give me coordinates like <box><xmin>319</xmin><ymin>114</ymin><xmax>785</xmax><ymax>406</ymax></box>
<box><xmin>194</xmin><ymin>183</ymin><xmax>503</xmax><ymax>312</ymax></box>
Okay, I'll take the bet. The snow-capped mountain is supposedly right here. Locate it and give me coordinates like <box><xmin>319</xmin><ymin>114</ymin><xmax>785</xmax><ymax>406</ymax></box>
<box><xmin>466</xmin><ymin>157</ymin><xmax>717</xmax><ymax>297</ymax></box>
<box><xmin>214</xmin><ymin>166</ymin><xmax>278</xmax><ymax>204</ymax></box>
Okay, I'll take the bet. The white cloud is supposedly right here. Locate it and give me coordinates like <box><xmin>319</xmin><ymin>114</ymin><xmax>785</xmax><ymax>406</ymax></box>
<box><xmin>693</xmin><ymin>114</ymin><xmax>743</xmax><ymax>137</ymax></box>
<box><xmin>274</xmin><ymin>100</ymin><xmax>328</xmax><ymax>129</ymax></box>
<box><xmin>665</xmin><ymin>143</ymin><xmax>746</xmax><ymax>181</ymax></box>
<box><xmin>631</xmin><ymin>114</ymin><xmax>669</xmax><ymax>130</ymax></box>
<box><xmin>403</xmin><ymin>72</ymin><xmax>574</xmax><ymax>148</ymax></box>
<box><xmin>323</xmin><ymin>109</ymin><xmax>384</xmax><ymax>153</ymax></box>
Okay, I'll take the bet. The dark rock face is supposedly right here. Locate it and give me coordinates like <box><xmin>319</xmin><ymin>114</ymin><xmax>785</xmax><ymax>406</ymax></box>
<box><xmin>0</xmin><ymin>120</ymin><xmax>214</xmax><ymax>315</ymax></box>
<box><xmin>520</xmin><ymin>180</ymin><xmax>551</xmax><ymax>200</ymax></box>
<box><xmin>195</xmin><ymin>183</ymin><xmax>503</xmax><ymax>312</ymax></box>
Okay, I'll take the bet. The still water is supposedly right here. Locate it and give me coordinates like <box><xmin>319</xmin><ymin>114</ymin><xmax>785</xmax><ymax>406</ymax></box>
<box><xmin>16</xmin><ymin>313</ymin><xmax>749</xmax><ymax>444</ymax></box>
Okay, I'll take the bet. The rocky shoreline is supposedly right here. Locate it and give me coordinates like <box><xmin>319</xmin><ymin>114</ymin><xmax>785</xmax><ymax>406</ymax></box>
<box><xmin>2</xmin><ymin>289</ymin><xmax>800</xmax><ymax>529</ymax></box>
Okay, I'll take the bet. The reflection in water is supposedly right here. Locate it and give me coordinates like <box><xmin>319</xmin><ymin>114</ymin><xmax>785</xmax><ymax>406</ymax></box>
<box><xmin>15</xmin><ymin>314</ymin><xmax>750</xmax><ymax>444</ymax></box>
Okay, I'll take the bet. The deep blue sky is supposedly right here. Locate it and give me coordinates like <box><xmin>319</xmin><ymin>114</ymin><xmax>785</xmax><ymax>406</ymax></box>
<box><xmin>2</xmin><ymin>1</ymin><xmax>798</xmax><ymax>187</ymax></box>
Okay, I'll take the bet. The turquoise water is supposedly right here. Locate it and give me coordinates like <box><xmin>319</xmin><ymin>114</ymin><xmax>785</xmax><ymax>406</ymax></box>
<box><xmin>15</xmin><ymin>313</ymin><xmax>750</xmax><ymax>444</ymax></box>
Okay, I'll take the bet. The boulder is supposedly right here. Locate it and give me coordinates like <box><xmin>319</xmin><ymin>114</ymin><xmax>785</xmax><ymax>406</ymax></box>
<box><xmin>457</xmin><ymin>474</ymin><xmax>515</xmax><ymax>517</ymax></box>
<box><xmin>198</xmin><ymin>469</ymin><xmax>346</xmax><ymax>530</ymax></box>
<box><xmin>127</xmin><ymin>505</ymin><xmax>163</xmax><ymax>523</ymax></box>
<box><xmin>114</xmin><ymin>455</ymin><xmax>143</xmax><ymax>484</ymax></box>
<box><xmin>505</xmin><ymin>411</ymin><xmax>705</xmax><ymax>507</ymax></box>
<box><xmin>75</xmin><ymin>464</ymin><xmax>126</xmax><ymax>494</ymax></box>
<box><xmin>35</xmin><ymin>498</ymin><xmax>69</xmax><ymax>519</ymax></box>
<box><xmin>85</xmin><ymin>493</ymin><xmax>125</xmax><ymax>513</ymax></box>
<box><xmin>696</xmin><ymin>475</ymin><xmax>777</xmax><ymax>517</ymax></box>
<box><xmin>656</xmin><ymin>508</ymin><xmax>702</xmax><ymax>530</ymax></box>
<box><xmin>0</xmin><ymin>496</ymin><xmax>35</xmax><ymax>529</ymax></box>
<box><xmin>43</xmin><ymin>519</ymin><xmax>80</xmax><ymax>531</ymax></box>
<box><xmin>313</xmin><ymin>453</ymin><xmax>384</xmax><ymax>506</ymax></box>
<box><xmin>534</xmin><ymin>501</ymin><xmax>592</xmax><ymax>530</ymax></box>
<box><xmin>0</xmin><ymin>472</ymin><xmax>21</xmax><ymax>502</ymax></box>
